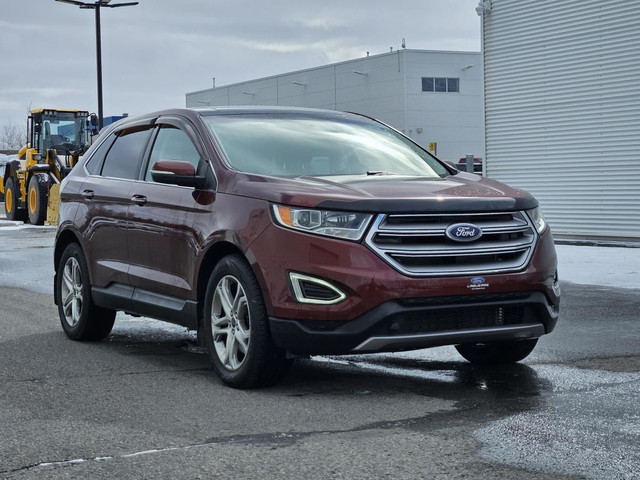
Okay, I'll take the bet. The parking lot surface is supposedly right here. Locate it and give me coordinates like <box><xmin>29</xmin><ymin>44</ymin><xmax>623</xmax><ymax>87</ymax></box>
<box><xmin>0</xmin><ymin>224</ymin><xmax>638</xmax><ymax>479</ymax></box>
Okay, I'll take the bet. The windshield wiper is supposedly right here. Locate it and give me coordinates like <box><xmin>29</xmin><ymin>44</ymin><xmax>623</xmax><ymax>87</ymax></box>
<box><xmin>366</xmin><ymin>170</ymin><xmax>398</xmax><ymax>176</ymax></box>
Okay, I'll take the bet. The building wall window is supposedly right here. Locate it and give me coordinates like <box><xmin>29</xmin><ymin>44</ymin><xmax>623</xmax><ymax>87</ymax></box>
<box><xmin>422</xmin><ymin>77</ymin><xmax>459</xmax><ymax>93</ymax></box>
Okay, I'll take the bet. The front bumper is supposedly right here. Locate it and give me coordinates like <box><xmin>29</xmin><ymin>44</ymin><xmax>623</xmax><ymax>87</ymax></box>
<box><xmin>269</xmin><ymin>290</ymin><xmax>558</xmax><ymax>355</ymax></box>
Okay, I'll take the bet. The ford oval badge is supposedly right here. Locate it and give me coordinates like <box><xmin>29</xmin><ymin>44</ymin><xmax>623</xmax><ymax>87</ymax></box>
<box><xmin>445</xmin><ymin>223</ymin><xmax>483</xmax><ymax>242</ymax></box>
<box><xmin>470</xmin><ymin>276</ymin><xmax>485</xmax><ymax>284</ymax></box>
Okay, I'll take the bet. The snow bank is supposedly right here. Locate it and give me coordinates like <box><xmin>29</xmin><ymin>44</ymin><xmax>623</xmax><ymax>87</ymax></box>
<box><xmin>556</xmin><ymin>244</ymin><xmax>639</xmax><ymax>290</ymax></box>
<box><xmin>0</xmin><ymin>153</ymin><xmax>19</xmax><ymax>164</ymax></box>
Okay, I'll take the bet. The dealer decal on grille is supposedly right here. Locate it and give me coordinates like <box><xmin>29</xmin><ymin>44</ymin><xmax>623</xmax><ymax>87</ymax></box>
<box><xmin>467</xmin><ymin>276</ymin><xmax>489</xmax><ymax>291</ymax></box>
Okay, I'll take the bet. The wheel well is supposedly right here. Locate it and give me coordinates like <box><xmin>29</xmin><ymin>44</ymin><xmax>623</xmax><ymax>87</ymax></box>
<box><xmin>196</xmin><ymin>241</ymin><xmax>246</xmax><ymax>326</ymax></box>
<box><xmin>54</xmin><ymin>230</ymin><xmax>81</xmax><ymax>273</ymax></box>
<box><xmin>4</xmin><ymin>161</ymin><xmax>18</xmax><ymax>187</ymax></box>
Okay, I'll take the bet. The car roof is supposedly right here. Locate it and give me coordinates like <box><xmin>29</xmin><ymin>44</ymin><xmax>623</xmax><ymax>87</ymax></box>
<box><xmin>193</xmin><ymin>105</ymin><xmax>367</xmax><ymax>120</ymax></box>
<box><xmin>107</xmin><ymin>107</ymin><xmax>375</xmax><ymax>134</ymax></box>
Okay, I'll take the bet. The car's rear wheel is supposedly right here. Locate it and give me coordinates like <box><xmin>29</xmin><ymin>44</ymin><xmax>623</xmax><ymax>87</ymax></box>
<box><xmin>56</xmin><ymin>243</ymin><xmax>116</xmax><ymax>340</ymax></box>
<box><xmin>455</xmin><ymin>338</ymin><xmax>538</xmax><ymax>364</ymax></box>
<box><xmin>203</xmin><ymin>254</ymin><xmax>288</xmax><ymax>388</ymax></box>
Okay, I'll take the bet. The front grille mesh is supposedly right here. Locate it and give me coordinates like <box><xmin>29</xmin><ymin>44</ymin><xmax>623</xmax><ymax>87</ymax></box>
<box><xmin>375</xmin><ymin>305</ymin><xmax>535</xmax><ymax>336</ymax></box>
<box><xmin>364</xmin><ymin>211</ymin><xmax>536</xmax><ymax>276</ymax></box>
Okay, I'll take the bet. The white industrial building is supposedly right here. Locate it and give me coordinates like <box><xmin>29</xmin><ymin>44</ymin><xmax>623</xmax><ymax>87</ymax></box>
<box><xmin>479</xmin><ymin>0</ymin><xmax>640</xmax><ymax>241</ymax></box>
<box><xmin>186</xmin><ymin>49</ymin><xmax>483</xmax><ymax>163</ymax></box>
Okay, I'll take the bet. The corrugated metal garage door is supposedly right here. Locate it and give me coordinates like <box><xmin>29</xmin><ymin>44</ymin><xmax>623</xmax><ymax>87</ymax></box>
<box><xmin>483</xmin><ymin>0</ymin><xmax>640</xmax><ymax>240</ymax></box>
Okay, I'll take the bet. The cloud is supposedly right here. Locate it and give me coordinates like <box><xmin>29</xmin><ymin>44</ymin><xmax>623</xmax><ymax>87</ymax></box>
<box><xmin>232</xmin><ymin>38</ymin><xmax>360</xmax><ymax>57</ymax></box>
<box><xmin>0</xmin><ymin>88</ymin><xmax>82</xmax><ymax>99</ymax></box>
<box><xmin>285</xmin><ymin>16</ymin><xmax>348</xmax><ymax>31</ymax></box>
<box><xmin>0</xmin><ymin>0</ymin><xmax>480</xmax><ymax>131</ymax></box>
<box><xmin>0</xmin><ymin>20</ymin><xmax>39</xmax><ymax>31</ymax></box>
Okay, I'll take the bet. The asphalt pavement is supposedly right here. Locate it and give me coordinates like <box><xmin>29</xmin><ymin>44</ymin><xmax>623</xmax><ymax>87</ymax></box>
<box><xmin>0</xmin><ymin>225</ymin><xmax>638</xmax><ymax>479</ymax></box>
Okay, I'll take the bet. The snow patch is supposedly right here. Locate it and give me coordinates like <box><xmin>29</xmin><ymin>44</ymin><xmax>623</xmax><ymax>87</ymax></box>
<box><xmin>556</xmin><ymin>244</ymin><xmax>640</xmax><ymax>290</ymax></box>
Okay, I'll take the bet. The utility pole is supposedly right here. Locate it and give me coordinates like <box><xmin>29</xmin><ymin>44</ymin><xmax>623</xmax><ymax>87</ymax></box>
<box><xmin>54</xmin><ymin>0</ymin><xmax>139</xmax><ymax>129</ymax></box>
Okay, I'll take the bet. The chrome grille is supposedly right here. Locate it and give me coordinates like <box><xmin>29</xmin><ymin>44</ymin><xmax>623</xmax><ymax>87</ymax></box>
<box><xmin>364</xmin><ymin>212</ymin><xmax>537</xmax><ymax>276</ymax></box>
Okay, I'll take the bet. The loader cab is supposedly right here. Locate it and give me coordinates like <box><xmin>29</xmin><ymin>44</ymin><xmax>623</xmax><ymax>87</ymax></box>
<box><xmin>30</xmin><ymin>109</ymin><xmax>90</xmax><ymax>157</ymax></box>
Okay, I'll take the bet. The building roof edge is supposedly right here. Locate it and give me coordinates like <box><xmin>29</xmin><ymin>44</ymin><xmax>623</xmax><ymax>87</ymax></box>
<box><xmin>186</xmin><ymin>48</ymin><xmax>480</xmax><ymax>95</ymax></box>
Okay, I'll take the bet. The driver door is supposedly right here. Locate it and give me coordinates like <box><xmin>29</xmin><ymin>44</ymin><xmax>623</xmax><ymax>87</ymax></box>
<box><xmin>126</xmin><ymin>116</ymin><xmax>207</xmax><ymax>301</ymax></box>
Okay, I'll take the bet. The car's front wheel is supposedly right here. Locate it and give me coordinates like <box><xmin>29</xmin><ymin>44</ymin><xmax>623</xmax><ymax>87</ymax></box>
<box><xmin>203</xmin><ymin>254</ymin><xmax>288</xmax><ymax>388</ymax></box>
<box><xmin>56</xmin><ymin>243</ymin><xmax>116</xmax><ymax>340</ymax></box>
<box><xmin>455</xmin><ymin>338</ymin><xmax>538</xmax><ymax>365</ymax></box>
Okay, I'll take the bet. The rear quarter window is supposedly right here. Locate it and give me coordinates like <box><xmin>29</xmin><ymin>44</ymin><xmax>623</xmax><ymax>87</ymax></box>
<box><xmin>84</xmin><ymin>135</ymin><xmax>115</xmax><ymax>175</ymax></box>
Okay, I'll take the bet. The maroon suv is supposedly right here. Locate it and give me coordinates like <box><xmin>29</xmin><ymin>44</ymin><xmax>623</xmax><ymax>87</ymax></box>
<box><xmin>54</xmin><ymin>107</ymin><xmax>560</xmax><ymax>388</ymax></box>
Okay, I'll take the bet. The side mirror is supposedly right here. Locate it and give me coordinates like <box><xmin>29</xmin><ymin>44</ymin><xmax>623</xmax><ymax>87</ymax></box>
<box><xmin>89</xmin><ymin>114</ymin><xmax>99</xmax><ymax>134</ymax></box>
<box><xmin>150</xmin><ymin>160</ymin><xmax>207</xmax><ymax>188</ymax></box>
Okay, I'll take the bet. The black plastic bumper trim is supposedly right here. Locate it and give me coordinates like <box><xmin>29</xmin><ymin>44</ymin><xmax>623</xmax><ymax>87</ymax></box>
<box><xmin>269</xmin><ymin>291</ymin><xmax>558</xmax><ymax>355</ymax></box>
<box><xmin>92</xmin><ymin>284</ymin><xmax>198</xmax><ymax>329</ymax></box>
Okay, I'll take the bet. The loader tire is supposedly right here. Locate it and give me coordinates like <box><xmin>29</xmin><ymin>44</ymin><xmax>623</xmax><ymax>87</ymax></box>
<box><xmin>4</xmin><ymin>176</ymin><xmax>27</xmax><ymax>222</ymax></box>
<box><xmin>27</xmin><ymin>174</ymin><xmax>49</xmax><ymax>225</ymax></box>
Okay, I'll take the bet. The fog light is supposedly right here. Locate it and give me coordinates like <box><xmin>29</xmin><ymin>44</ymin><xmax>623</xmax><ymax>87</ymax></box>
<box><xmin>289</xmin><ymin>272</ymin><xmax>347</xmax><ymax>305</ymax></box>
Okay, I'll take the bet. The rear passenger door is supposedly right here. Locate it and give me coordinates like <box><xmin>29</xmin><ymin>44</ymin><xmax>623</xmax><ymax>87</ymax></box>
<box><xmin>77</xmin><ymin>123</ymin><xmax>154</xmax><ymax>288</ymax></box>
<box><xmin>126</xmin><ymin>116</ymin><xmax>207</xmax><ymax>301</ymax></box>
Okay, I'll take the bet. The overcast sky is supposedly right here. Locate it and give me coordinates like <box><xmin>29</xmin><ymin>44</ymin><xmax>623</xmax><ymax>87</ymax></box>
<box><xmin>0</xmin><ymin>0</ymin><xmax>480</xmax><ymax>134</ymax></box>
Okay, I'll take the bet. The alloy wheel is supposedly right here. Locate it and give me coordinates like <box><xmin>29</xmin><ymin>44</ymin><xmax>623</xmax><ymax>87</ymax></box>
<box><xmin>61</xmin><ymin>256</ymin><xmax>83</xmax><ymax>328</ymax></box>
<box><xmin>210</xmin><ymin>275</ymin><xmax>251</xmax><ymax>371</ymax></box>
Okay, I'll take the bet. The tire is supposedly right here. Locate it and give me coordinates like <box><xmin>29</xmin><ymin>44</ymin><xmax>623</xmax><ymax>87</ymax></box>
<box><xmin>27</xmin><ymin>173</ymin><xmax>49</xmax><ymax>225</ymax></box>
<box><xmin>203</xmin><ymin>254</ymin><xmax>288</xmax><ymax>388</ymax></box>
<box><xmin>56</xmin><ymin>243</ymin><xmax>116</xmax><ymax>341</ymax></box>
<box><xmin>4</xmin><ymin>176</ymin><xmax>27</xmax><ymax>222</ymax></box>
<box><xmin>455</xmin><ymin>338</ymin><xmax>538</xmax><ymax>365</ymax></box>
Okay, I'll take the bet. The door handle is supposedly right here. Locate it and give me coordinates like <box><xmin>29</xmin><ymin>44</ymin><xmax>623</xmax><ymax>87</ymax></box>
<box><xmin>130</xmin><ymin>194</ymin><xmax>147</xmax><ymax>206</ymax></box>
<box><xmin>81</xmin><ymin>190</ymin><xmax>94</xmax><ymax>199</ymax></box>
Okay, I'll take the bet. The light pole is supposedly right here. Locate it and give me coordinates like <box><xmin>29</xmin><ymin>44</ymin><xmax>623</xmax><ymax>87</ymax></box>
<box><xmin>54</xmin><ymin>0</ymin><xmax>139</xmax><ymax>129</ymax></box>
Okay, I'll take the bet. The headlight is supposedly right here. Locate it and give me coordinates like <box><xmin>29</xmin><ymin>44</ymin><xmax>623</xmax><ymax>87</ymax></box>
<box><xmin>526</xmin><ymin>206</ymin><xmax>546</xmax><ymax>234</ymax></box>
<box><xmin>272</xmin><ymin>205</ymin><xmax>372</xmax><ymax>241</ymax></box>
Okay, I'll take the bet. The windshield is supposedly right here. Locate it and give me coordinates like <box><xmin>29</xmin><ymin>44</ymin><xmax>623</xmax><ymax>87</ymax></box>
<box><xmin>40</xmin><ymin>111</ymin><xmax>88</xmax><ymax>152</ymax></box>
<box><xmin>202</xmin><ymin>114</ymin><xmax>448</xmax><ymax>178</ymax></box>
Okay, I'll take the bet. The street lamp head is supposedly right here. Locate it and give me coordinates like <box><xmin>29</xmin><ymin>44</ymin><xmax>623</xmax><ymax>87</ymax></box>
<box><xmin>54</xmin><ymin>0</ymin><xmax>89</xmax><ymax>6</ymax></box>
<box><xmin>54</xmin><ymin>0</ymin><xmax>139</xmax><ymax>8</ymax></box>
<box><xmin>106</xmin><ymin>2</ymin><xmax>139</xmax><ymax>7</ymax></box>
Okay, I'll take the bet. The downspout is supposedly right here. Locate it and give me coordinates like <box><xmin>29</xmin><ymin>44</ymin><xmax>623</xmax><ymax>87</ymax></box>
<box><xmin>478</xmin><ymin>2</ymin><xmax>488</xmax><ymax>176</ymax></box>
<box><xmin>402</xmin><ymin>49</ymin><xmax>408</xmax><ymax>136</ymax></box>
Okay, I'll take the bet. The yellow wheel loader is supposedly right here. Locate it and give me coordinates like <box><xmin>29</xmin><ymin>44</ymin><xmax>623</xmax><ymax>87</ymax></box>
<box><xmin>0</xmin><ymin>109</ymin><xmax>96</xmax><ymax>225</ymax></box>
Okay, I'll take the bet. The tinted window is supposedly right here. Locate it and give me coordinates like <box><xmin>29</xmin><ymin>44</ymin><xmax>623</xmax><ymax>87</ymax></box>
<box><xmin>84</xmin><ymin>135</ymin><xmax>115</xmax><ymax>175</ymax></box>
<box><xmin>203</xmin><ymin>115</ymin><xmax>449</xmax><ymax>178</ymax></box>
<box><xmin>101</xmin><ymin>127</ymin><xmax>151</xmax><ymax>179</ymax></box>
<box><xmin>422</xmin><ymin>77</ymin><xmax>460</xmax><ymax>93</ymax></box>
<box><xmin>421</xmin><ymin>77</ymin><xmax>434</xmax><ymax>92</ymax></box>
<box><xmin>145</xmin><ymin>126</ymin><xmax>201</xmax><ymax>181</ymax></box>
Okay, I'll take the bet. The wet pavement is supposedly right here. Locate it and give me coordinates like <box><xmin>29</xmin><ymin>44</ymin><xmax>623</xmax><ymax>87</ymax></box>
<box><xmin>0</xmin><ymin>226</ymin><xmax>638</xmax><ymax>479</ymax></box>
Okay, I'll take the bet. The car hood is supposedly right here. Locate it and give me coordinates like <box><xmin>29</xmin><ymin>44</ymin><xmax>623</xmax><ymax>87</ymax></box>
<box><xmin>223</xmin><ymin>171</ymin><xmax>538</xmax><ymax>213</ymax></box>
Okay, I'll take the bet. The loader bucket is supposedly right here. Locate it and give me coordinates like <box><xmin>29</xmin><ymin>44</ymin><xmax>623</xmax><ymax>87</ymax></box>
<box><xmin>46</xmin><ymin>183</ymin><xmax>60</xmax><ymax>226</ymax></box>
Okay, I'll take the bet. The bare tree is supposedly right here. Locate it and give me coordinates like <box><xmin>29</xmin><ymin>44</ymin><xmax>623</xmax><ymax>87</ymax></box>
<box><xmin>0</xmin><ymin>122</ymin><xmax>24</xmax><ymax>151</ymax></box>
